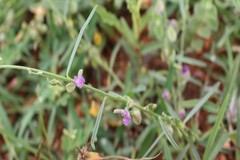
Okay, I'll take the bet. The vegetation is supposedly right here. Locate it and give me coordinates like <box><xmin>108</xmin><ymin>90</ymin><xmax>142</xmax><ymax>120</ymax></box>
<box><xmin>0</xmin><ymin>0</ymin><xmax>240</xmax><ymax>159</ymax></box>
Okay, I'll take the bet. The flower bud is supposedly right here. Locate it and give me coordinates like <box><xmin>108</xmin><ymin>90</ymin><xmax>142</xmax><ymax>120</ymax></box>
<box><xmin>179</xmin><ymin>109</ymin><xmax>186</xmax><ymax>119</ymax></box>
<box><xmin>167</xmin><ymin>25</ymin><xmax>177</xmax><ymax>42</ymax></box>
<box><xmin>113</xmin><ymin>109</ymin><xmax>122</xmax><ymax>114</ymax></box>
<box><xmin>144</xmin><ymin>103</ymin><xmax>157</xmax><ymax>111</ymax></box>
<box><xmin>131</xmin><ymin>109</ymin><xmax>142</xmax><ymax>125</ymax></box>
<box><xmin>167</xmin><ymin>125</ymin><xmax>173</xmax><ymax>135</ymax></box>
<box><xmin>162</xmin><ymin>90</ymin><xmax>170</xmax><ymax>101</ymax></box>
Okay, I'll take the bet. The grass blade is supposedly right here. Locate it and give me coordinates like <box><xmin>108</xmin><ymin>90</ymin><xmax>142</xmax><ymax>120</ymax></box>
<box><xmin>158</xmin><ymin>117</ymin><xmax>178</xmax><ymax>150</ymax></box>
<box><xmin>203</xmin><ymin>94</ymin><xmax>230</xmax><ymax>160</ymax></box>
<box><xmin>163</xmin><ymin>138</ymin><xmax>173</xmax><ymax>160</ymax></box>
<box><xmin>183</xmin><ymin>82</ymin><xmax>220</xmax><ymax>123</ymax></box>
<box><xmin>142</xmin><ymin>132</ymin><xmax>164</xmax><ymax>158</ymax></box>
<box><xmin>110</xmin><ymin>39</ymin><xmax>122</xmax><ymax>69</ymax></box>
<box><xmin>18</xmin><ymin>105</ymin><xmax>36</xmax><ymax>137</ymax></box>
<box><xmin>208</xmin><ymin>129</ymin><xmax>228</xmax><ymax>160</ymax></box>
<box><xmin>237</xmin><ymin>93</ymin><xmax>240</xmax><ymax>159</ymax></box>
<box><xmin>176</xmin><ymin>145</ymin><xmax>189</xmax><ymax>160</ymax></box>
<box><xmin>232</xmin><ymin>0</ymin><xmax>240</xmax><ymax>11</ymax></box>
<box><xmin>176</xmin><ymin>55</ymin><xmax>207</xmax><ymax>67</ymax></box>
<box><xmin>66</xmin><ymin>5</ymin><xmax>97</xmax><ymax>77</ymax></box>
<box><xmin>204</xmin><ymin>54</ymin><xmax>240</xmax><ymax>159</ymax></box>
<box><xmin>0</xmin><ymin>102</ymin><xmax>12</xmax><ymax>131</ymax></box>
<box><xmin>190</xmin><ymin>142</ymin><xmax>201</xmax><ymax>160</ymax></box>
<box><xmin>91</xmin><ymin>97</ymin><xmax>107</xmax><ymax>150</ymax></box>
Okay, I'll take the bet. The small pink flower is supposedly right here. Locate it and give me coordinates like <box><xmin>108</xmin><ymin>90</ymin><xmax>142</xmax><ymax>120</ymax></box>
<box><xmin>162</xmin><ymin>90</ymin><xmax>170</xmax><ymax>101</ymax></box>
<box><xmin>73</xmin><ymin>75</ymin><xmax>85</xmax><ymax>89</ymax></box>
<box><xmin>121</xmin><ymin>110</ymin><xmax>132</xmax><ymax>126</ymax></box>
<box><xmin>179</xmin><ymin>109</ymin><xmax>186</xmax><ymax>119</ymax></box>
<box><xmin>181</xmin><ymin>65</ymin><xmax>190</xmax><ymax>77</ymax></box>
<box><xmin>66</xmin><ymin>69</ymin><xmax>85</xmax><ymax>93</ymax></box>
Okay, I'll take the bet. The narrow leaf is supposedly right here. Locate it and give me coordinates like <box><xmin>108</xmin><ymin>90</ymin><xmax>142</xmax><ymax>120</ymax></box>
<box><xmin>204</xmin><ymin>55</ymin><xmax>240</xmax><ymax>159</ymax></box>
<box><xmin>142</xmin><ymin>132</ymin><xmax>164</xmax><ymax>158</ymax></box>
<box><xmin>184</xmin><ymin>82</ymin><xmax>220</xmax><ymax>123</ymax></box>
<box><xmin>158</xmin><ymin>117</ymin><xmax>178</xmax><ymax>149</ymax></box>
<box><xmin>190</xmin><ymin>142</ymin><xmax>201</xmax><ymax>160</ymax></box>
<box><xmin>208</xmin><ymin>130</ymin><xmax>228</xmax><ymax>160</ymax></box>
<box><xmin>0</xmin><ymin>103</ymin><xmax>12</xmax><ymax>131</ymax></box>
<box><xmin>91</xmin><ymin>97</ymin><xmax>107</xmax><ymax>150</ymax></box>
<box><xmin>66</xmin><ymin>5</ymin><xmax>97</xmax><ymax>77</ymax></box>
<box><xmin>163</xmin><ymin>138</ymin><xmax>173</xmax><ymax>160</ymax></box>
<box><xmin>203</xmin><ymin>94</ymin><xmax>230</xmax><ymax>160</ymax></box>
<box><xmin>237</xmin><ymin>91</ymin><xmax>240</xmax><ymax>159</ymax></box>
<box><xmin>176</xmin><ymin>145</ymin><xmax>189</xmax><ymax>160</ymax></box>
<box><xmin>176</xmin><ymin>55</ymin><xmax>207</xmax><ymax>67</ymax></box>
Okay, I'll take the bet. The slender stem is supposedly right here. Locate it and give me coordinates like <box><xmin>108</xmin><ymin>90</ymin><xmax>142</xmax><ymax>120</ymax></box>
<box><xmin>0</xmin><ymin>65</ymin><xmax>71</xmax><ymax>82</ymax></box>
<box><xmin>0</xmin><ymin>65</ymin><xmax>160</xmax><ymax>118</ymax></box>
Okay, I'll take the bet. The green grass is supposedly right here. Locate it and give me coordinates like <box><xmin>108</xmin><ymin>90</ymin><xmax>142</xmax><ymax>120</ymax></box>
<box><xmin>0</xmin><ymin>0</ymin><xmax>240</xmax><ymax>159</ymax></box>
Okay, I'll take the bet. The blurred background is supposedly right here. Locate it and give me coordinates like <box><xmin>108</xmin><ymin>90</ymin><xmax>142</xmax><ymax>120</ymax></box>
<box><xmin>0</xmin><ymin>0</ymin><xmax>240</xmax><ymax>159</ymax></box>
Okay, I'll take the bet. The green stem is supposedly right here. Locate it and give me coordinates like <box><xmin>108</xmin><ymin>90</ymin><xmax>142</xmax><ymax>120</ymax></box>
<box><xmin>0</xmin><ymin>65</ymin><xmax>71</xmax><ymax>82</ymax></box>
<box><xmin>0</xmin><ymin>65</ymin><xmax>160</xmax><ymax>118</ymax></box>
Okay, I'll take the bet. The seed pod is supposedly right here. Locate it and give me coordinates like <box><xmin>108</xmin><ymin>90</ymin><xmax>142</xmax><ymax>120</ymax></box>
<box><xmin>131</xmin><ymin>109</ymin><xmax>142</xmax><ymax>125</ymax></box>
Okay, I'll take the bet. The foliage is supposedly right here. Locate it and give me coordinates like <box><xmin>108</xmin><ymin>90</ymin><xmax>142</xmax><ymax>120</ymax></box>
<box><xmin>0</xmin><ymin>0</ymin><xmax>240</xmax><ymax>159</ymax></box>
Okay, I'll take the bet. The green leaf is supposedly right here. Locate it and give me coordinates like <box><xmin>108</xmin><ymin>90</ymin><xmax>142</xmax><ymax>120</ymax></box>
<box><xmin>126</xmin><ymin>0</ymin><xmax>141</xmax><ymax>39</ymax></box>
<box><xmin>91</xmin><ymin>97</ymin><xmax>107</xmax><ymax>150</ymax></box>
<box><xmin>0</xmin><ymin>102</ymin><xmax>12</xmax><ymax>131</ymax></box>
<box><xmin>97</xmin><ymin>6</ymin><xmax>137</xmax><ymax>47</ymax></box>
<box><xmin>0</xmin><ymin>126</ymin><xmax>48</xmax><ymax>159</ymax></box>
<box><xmin>66</xmin><ymin>5</ymin><xmax>97</xmax><ymax>77</ymax></box>
<box><xmin>142</xmin><ymin>132</ymin><xmax>164</xmax><ymax>158</ymax></box>
<box><xmin>18</xmin><ymin>106</ymin><xmax>36</xmax><ymax>137</ymax></box>
<box><xmin>175</xmin><ymin>55</ymin><xmax>207</xmax><ymax>67</ymax></box>
<box><xmin>136</xmin><ymin>123</ymin><xmax>157</xmax><ymax>150</ymax></box>
<box><xmin>158</xmin><ymin>117</ymin><xmax>178</xmax><ymax>150</ymax></box>
<box><xmin>163</xmin><ymin>138</ymin><xmax>173</xmax><ymax>160</ymax></box>
<box><xmin>47</xmin><ymin>107</ymin><xmax>57</xmax><ymax>146</ymax></box>
<box><xmin>203</xmin><ymin>93</ymin><xmax>230</xmax><ymax>160</ymax></box>
<box><xmin>183</xmin><ymin>82</ymin><xmax>220</xmax><ymax>123</ymax></box>
<box><xmin>190</xmin><ymin>142</ymin><xmax>201</xmax><ymax>160</ymax></box>
<box><xmin>232</xmin><ymin>0</ymin><xmax>240</xmax><ymax>11</ymax></box>
<box><xmin>207</xmin><ymin>129</ymin><xmax>228</xmax><ymax>160</ymax></box>
<box><xmin>204</xmin><ymin>55</ymin><xmax>240</xmax><ymax>160</ymax></box>
<box><xmin>237</xmin><ymin>91</ymin><xmax>240</xmax><ymax>159</ymax></box>
<box><xmin>176</xmin><ymin>145</ymin><xmax>189</xmax><ymax>160</ymax></box>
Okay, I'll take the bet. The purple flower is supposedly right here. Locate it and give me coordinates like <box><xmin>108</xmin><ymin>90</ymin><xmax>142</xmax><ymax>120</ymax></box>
<box><xmin>66</xmin><ymin>69</ymin><xmax>85</xmax><ymax>93</ymax></box>
<box><xmin>162</xmin><ymin>90</ymin><xmax>170</xmax><ymax>101</ymax></box>
<box><xmin>73</xmin><ymin>75</ymin><xmax>85</xmax><ymax>89</ymax></box>
<box><xmin>179</xmin><ymin>109</ymin><xmax>186</xmax><ymax>119</ymax></box>
<box><xmin>120</xmin><ymin>110</ymin><xmax>132</xmax><ymax>126</ymax></box>
<box><xmin>181</xmin><ymin>65</ymin><xmax>190</xmax><ymax>77</ymax></box>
